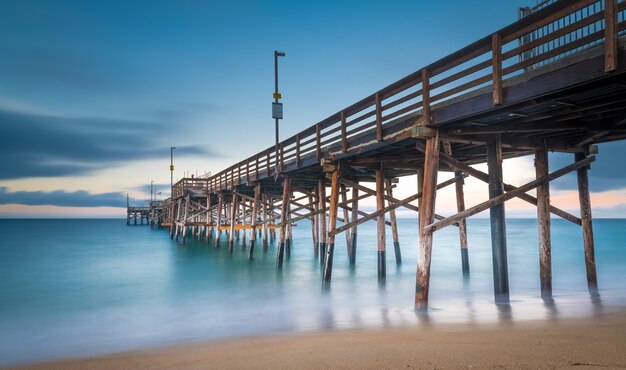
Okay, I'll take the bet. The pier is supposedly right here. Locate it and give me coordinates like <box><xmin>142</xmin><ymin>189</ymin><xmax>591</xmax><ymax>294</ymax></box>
<box><xmin>146</xmin><ymin>0</ymin><xmax>626</xmax><ymax>310</ymax></box>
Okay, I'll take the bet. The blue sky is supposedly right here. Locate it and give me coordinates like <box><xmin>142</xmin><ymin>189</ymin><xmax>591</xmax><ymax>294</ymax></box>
<box><xmin>1</xmin><ymin>0</ymin><xmax>625</xmax><ymax>217</ymax></box>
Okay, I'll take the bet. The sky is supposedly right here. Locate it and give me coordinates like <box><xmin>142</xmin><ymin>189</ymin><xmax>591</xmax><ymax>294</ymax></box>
<box><xmin>1</xmin><ymin>0</ymin><xmax>625</xmax><ymax>218</ymax></box>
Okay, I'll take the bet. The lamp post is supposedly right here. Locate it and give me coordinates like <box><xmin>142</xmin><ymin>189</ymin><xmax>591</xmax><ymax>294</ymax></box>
<box><xmin>170</xmin><ymin>146</ymin><xmax>176</xmax><ymax>195</ymax></box>
<box><xmin>273</xmin><ymin>50</ymin><xmax>285</xmax><ymax>172</ymax></box>
<box><xmin>150</xmin><ymin>180</ymin><xmax>154</xmax><ymax>203</ymax></box>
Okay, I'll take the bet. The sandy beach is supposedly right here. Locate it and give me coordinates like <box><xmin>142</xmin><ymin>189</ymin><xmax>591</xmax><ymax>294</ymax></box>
<box><xmin>10</xmin><ymin>309</ymin><xmax>626</xmax><ymax>370</ymax></box>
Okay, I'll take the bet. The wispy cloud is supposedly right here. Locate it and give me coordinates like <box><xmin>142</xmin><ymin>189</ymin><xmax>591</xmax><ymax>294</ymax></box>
<box><xmin>0</xmin><ymin>187</ymin><xmax>125</xmax><ymax>207</ymax></box>
<box><xmin>0</xmin><ymin>107</ymin><xmax>219</xmax><ymax>180</ymax></box>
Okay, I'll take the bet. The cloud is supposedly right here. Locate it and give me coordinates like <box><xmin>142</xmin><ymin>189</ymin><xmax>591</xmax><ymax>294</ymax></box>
<box><xmin>550</xmin><ymin>141</ymin><xmax>626</xmax><ymax>192</ymax></box>
<box><xmin>0</xmin><ymin>107</ymin><xmax>219</xmax><ymax>180</ymax></box>
<box><xmin>0</xmin><ymin>187</ymin><xmax>125</xmax><ymax>208</ymax></box>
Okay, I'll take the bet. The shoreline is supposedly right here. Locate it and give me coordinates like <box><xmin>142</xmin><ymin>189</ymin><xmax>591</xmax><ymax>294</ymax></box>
<box><xmin>10</xmin><ymin>309</ymin><xmax>626</xmax><ymax>369</ymax></box>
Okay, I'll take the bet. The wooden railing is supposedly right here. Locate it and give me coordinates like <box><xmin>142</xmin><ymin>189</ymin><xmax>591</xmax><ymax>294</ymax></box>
<box><xmin>198</xmin><ymin>0</ymin><xmax>624</xmax><ymax>195</ymax></box>
<box><xmin>172</xmin><ymin>178</ymin><xmax>210</xmax><ymax>198</ymax></box>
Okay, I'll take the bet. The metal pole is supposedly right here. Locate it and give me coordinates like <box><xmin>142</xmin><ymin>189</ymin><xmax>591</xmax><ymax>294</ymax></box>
<box><xmin>170</xmin><ymin>146</ymin><xmax>176</xmax><ymax>195</ymax></box>
<box><xmin>273</xmin><ymin>50</ymin><xmax>285</xmax><ymax>172</ymax></box>
<box><xmin>151</xmin><ymin>180</ymin><xmax>154</xmax><ymax>203</ymax></box>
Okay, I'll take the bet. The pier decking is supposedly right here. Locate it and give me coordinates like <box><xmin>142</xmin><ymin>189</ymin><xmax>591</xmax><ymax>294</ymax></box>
<box><xmin>148</xmin><ymin>0</ymin><xmax>626</xmax><ymax>310</ymax></box>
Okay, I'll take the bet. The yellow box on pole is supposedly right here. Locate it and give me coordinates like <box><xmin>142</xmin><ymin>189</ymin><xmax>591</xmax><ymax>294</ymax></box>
<box><xmin>273</xmin><ymin>92</ymin><xmax>282</xmax><ymax>99</ymax></box>
<box><xmin>170</xmin><ymin>165</ymin><xmax>174</xmax><ymax>171</ymax></box>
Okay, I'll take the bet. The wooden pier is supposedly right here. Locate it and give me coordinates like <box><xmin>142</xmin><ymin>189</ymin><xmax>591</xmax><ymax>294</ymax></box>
<box><xmin>150</xmin><ymin>0</ymin><xmax>626</xmax><ymax>310</ymax></box>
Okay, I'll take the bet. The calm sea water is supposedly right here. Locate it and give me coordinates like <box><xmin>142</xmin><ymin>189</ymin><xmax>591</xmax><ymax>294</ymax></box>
<box><xmin>1</xmin><ymin>218</ymin><xmax>625</xmax><ymax>365</ymax></box>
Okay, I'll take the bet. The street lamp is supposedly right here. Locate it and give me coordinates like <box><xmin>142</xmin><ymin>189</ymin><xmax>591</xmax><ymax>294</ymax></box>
<box><xmin>273</xmin><ymin>50</ymin><xmax>286</xmax><ymax>172</ymax></box>
<box><xmin>150</xmin><ymin>180</ymin><xmax>154</xmax><ymax>203</ymax></box>
<box><xmin>170</xmin><ymin>146</ymin><xmax>176</xmax><ymax>194</ymax></box>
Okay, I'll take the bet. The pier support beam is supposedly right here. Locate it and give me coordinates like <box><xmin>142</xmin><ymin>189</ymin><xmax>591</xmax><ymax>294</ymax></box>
<box><xmin>262</xmin><ymin>194</ymin><xmax>269</xmax><ymax>250</ymax></box>
<box><xmin>340</xmin><ymin>184</ymin><xmax>352</xmax><ymax>258</ymax></box>
<box><xmin>350</xmin><ymin>187</ymin><xmax>359</xmax><ymax>266</ymax></box>
<box><xmin>323</xmin><ymin>168</ymin><xmax>340</xmax><ymax>288</ymax></box>
<box><xmin>488</xmin><ymin>136</ymin><xmax>510</xmax><ymax>304</ymax></box>
<box><xmin>228</xmin><ymin>193</ymin><xmax>237</xmax><ymax>253</ymax></box>
<box><xmin>277</xmin><ymin>176</ymin><xmax>291</xmax><ymax>269</ymax></box>
<box><xmin>319</xmin><ymin>179</ymin><xmax>327</xmax><ymax>267</ymax></box>
<box><xmin>286</xmin><ymin>190</ymin><xmax>292</xmax><ymax>259</ymax></box>
<box><xmin>249</xmin><ymin>183</ymin><xmax>261</xmax><ymax>260</ymax></box>
<box><xmin>415</xmin><ymin>134</ymin><xmax>440</xmax><ymax>311</ymax></box>
<box><xmin>576</xmin><ymin>152</ymin><xmax>598</xmax><ymax>293</ymax></box>
<box><xmin>386</xmin><ymin>179</ymin><xmax>401</xmax><ymax>265</ymax></box>
<box><xmin>445</xmin><ymin>143</ymin><xmax>469</xmax><ymax>277</ymax></box>
<box><xmin>215</xmin><ymin>194</ymin><xmax>223</xmax><ymax>247</ymax></box>
<box><xmin>536</xmin><ymin>145</ymin><xmax>552</xmax><ymax>298</ymax></box>
<box><xmin>376</xmin><ymin>164</ymin><xmax>386</xmax><ymax>280</ymax></box>
<box><xmin>310</xmin><ymin>191</ymin><xmax>319</xmax><ymax>257</ymax></box>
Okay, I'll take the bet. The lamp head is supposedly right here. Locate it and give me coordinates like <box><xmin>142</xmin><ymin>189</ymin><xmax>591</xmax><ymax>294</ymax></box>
<box><xmin>275</xmin><ymin>51</ymin><xmax>286</xmax><ymax>57</ymax></box>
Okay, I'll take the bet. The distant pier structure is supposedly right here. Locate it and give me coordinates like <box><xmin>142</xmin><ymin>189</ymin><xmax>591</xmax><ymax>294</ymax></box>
<box><xmin>148</xmin><ymin>0</ymin><xmax>626</xmax><ymax>310</ymax></box>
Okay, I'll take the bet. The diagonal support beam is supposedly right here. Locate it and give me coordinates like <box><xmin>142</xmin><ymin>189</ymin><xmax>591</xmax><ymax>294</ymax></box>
<box><xmin>339</xmin><ymin>177</ymin><xmax>453</xmax><ymax>224</ymax></box>
<box><xmin>331</xmin><ymin>175</ymin><xmax>464</xmax><ymax>237</ymax></box>
<box><xmin>417</xmin><ymin>142</ymin><xmax>582</xmax><ymax>225</ymax></box>
<box><xmin>423</xmin><ymin>155</ymin><xmax>596</xmax><ymax>234</ymax></box>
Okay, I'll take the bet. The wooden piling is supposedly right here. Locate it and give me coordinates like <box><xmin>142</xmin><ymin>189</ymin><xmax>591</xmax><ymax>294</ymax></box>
<box><xmin>285</xmin><ymin>189</ymin><xmax>292</xmax><ymax>259</ymax></box>
<box><xmin>319</xmin><ymin>178</ymin><xmax>327</xmax><ymax>266</ymax></box>
<box><xmin>310</xmin><ymin>192</ymin><xmax>319</xmax><ymax>257</ymax></box>
<box><xmin>576</xmin><ymin>152</ymin><xmax>598</xmax><ymax>293</ymax></box>
<box><xmin>277</xmin><ymin>176</ymin><xmax>291</xmax><ymax>268</ymax></box>
<box><xmin>536</xmin><ymin>145</ymin><xmax>552</xmax><ymax>298</ymax></box>
<box><xmin>488</xmin><ymin>136</ymin><xmax>510</xmax><ymax>304</ymax></box>
<box><xmin>349</xmin><ymin>187</ymin><xmax>358</xmax><ymax>266</ymax></box>
<box><xmin>340</xmin><ymin>184</ymin><xmax>352</xmax><ymax>258</ymax></box>
<box><xmin>215</xmin><ymin>194</ymin><xmax>223</xmax><ymax>247</ymax></box>
<box><xmin>385</xmin><ymin>179</ymin><xmax>401</xmax><ymax>265</ymax></box>
<box><xmin>376</xmin><ymin>165</ymin><xmax>386</xmax><ymax>280</ymax></box>
<box><xmin>262</xmin><ymin>194</ymin><xmax>269</xmax><ymax>250</ymax></box>
<box><xmin>415</xmin><ymin>133</ymin><xmax>440</xmax><ymax>312</ymax></box>
<box><xmin>228</xmin><ymin>193</ymin><xmax>237</xmax><ymax>253</ymax></box>
<box><xmin>249</xmin><ymin>183</ymin><xmax>261</xmax><ymax>260</ymax></box>
<box><xmin>445</xmin><ymin>143</ymin><xmax>469</xmax><ymax>277</ymax></box>
<box><xmin>323</xmin><ymin>169</ymin><xmax>340</xmax><ymax>287</ymax></box>
<box><xmin>181</xmin><ymin>195</ymin><xmax>189</xmax><ymax>245</ymax></box>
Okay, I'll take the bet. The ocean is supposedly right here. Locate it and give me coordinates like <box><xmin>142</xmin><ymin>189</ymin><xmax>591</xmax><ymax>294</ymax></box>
<box><xmin>1</xmin><ymin>218</ymin><xmax>625</xmax><ymax>366</ymax></box>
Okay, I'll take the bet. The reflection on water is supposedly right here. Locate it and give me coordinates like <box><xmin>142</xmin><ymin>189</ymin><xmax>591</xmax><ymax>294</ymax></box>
<box><xmin>0</xmin><ymin>218</ymin><xmax>625</xmax><ymax>366</ymax></box>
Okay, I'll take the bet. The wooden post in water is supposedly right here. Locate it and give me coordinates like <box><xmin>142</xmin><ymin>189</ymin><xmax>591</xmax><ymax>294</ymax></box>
<box><xmin>285</xmin><ymin>189</ymin><xmax>292</xmax><ymax>259</ymax></box>
<box><xmin>385</xmin><ymin>178</ymin><xmax>401</xmax><ymax>265</ymax></box>
<box><xmin>340</xmin><ymin>184</ymin><xmax>352</xmax><ymax>258</ymax></box>
<box><xmin>277</xmin><ymin>176</ymin><xmax>291</xmax><ymax>269</ymax></box>
<box><xmin>215</xmin><ymin>194</ymin><xmax>223</xmax><ymax>247</ymax></box>
<box><xmin>376</xmin><ymin>164</ymin><xmax>386</xmax><ymax>280</ymax></box>
<box><xmin>310</xmin><ymin>192</ymin><xmax>319</xmax><ymax>257</ymax></box>
<box><xmin>444</xmin><ymin>143</ymin><xmax>469</xmax><ymax>277</ymax></box>
<box><xmin>181</xmin><ymin>195</ymin><xmax>189</xmax><ymax>245</ymax></box>
<box><xmin>415</xmin><ymin>133</ymin><xmax>440</xmax><ymax>311</ymax></box>
<box><xmin>228</xmin><ymin>193</ymin><xmax>237</xmax><ymax>253</ymax></box>
<box><xmin>262</xmin><ymin>194</ymin><xmax>269</xmax><ymax>250</ymax></box>
<box><xmin>349</xmin><ymin>187</ymin><xmax>359</xmax><ymax>266</ymax></box>
<box><xmin>206</xmin><ymin>195</ymin><xmax>212</xmax><ymax>242</ymax></box>
<box><xmin>270</xmin><ymin>198</ymin><xmax>276</xmax><ymax>241</ymax></box>
<box><xmin>318</xmin><ymin>178</ymin><xmax>327</xmax><ymax>266</ymax></box>
<box><xmin>488</xmin><ymin>135</ymin><xmax>510</xmax><ymax>304</ymax></box>
<box><xmin>175</xmin><ymin>197</ymin><xmax>183</xmax><ymax>242</ymax></box>
<box><xmin>536</xmin><ymin>145</ymin><xmax>552</xmax><ymax>298</ymax></box>
<box><xmin>323</xmin><ymin>168</ymin><xmax>340</xmax><ymax>288</ymax></box>
<box><xmin>249</xmin><ymin>183</ymin><xmax>261</xmax><ymax>260</ymax></box>
<box><xmin>576</xmin><ymin>151</ymin><xmax>598</xmax><ymax>293</ymax></box>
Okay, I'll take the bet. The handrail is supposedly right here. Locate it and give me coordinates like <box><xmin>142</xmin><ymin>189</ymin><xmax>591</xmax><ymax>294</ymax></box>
<box><xmin>189</xmin><ymin>0</ymin><xmax>622</xmax><ymax>195</ymax></box>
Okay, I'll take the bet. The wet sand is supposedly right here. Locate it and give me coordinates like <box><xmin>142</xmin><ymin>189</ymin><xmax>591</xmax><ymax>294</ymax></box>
<box><xmin>11</xmin><ymin>310</ymin><xmax>626</xmax><ymax>369</ymax></box>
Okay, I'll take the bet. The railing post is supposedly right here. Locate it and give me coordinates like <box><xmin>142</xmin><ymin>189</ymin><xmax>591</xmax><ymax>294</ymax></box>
<box><xmin>266</xmin><ymin>151</ymin><xmax>271</xmax><ymax>177</ymax></box>
<box><xmin>492</xmin><ymin>33</ymin><xmax>503</xmax><ymax>105</ymax></box>
<box><xmin>604</xmin><ymin>0</ymin><xmax>618</xmax><ymax>72</ymax></box>
<box><xmin>421</xmin><ymin>68</ymin><xmax>431</xmax><ymax>124</ymax></box>
<box><xmin>375</xmin><ymin>94</ymin><xmax>383</xmax><ymax>141</ymax></box>
<box><xmin>280</xmin><ymin>142</ymin><xmax>284</xmax><ymax>171</ymax></box>
<box><xmin>316</xmin><ymin>124</ymin><xmax>322</xmax><ymax>161</ymax></box>
<box><xmin>296</xmin><ymin>134</ymin><xmax>301</xmax><ymax>166</ymax></box>
<box><xmin>340</xmin><ymin>111</ymin><xmax>348</xmax><ymax>152</ymax></box>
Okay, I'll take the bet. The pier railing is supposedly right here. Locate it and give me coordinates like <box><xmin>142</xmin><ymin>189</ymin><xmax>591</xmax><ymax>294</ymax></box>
<box><xmin>200</xmin><ymin>0</ymin><xmax>624</xmax><ymax>195</ymax></box>
<box><xmin>172</xmin><ymin>178</ymin><xmax>210</xmax><ymax>198</ymax></box>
